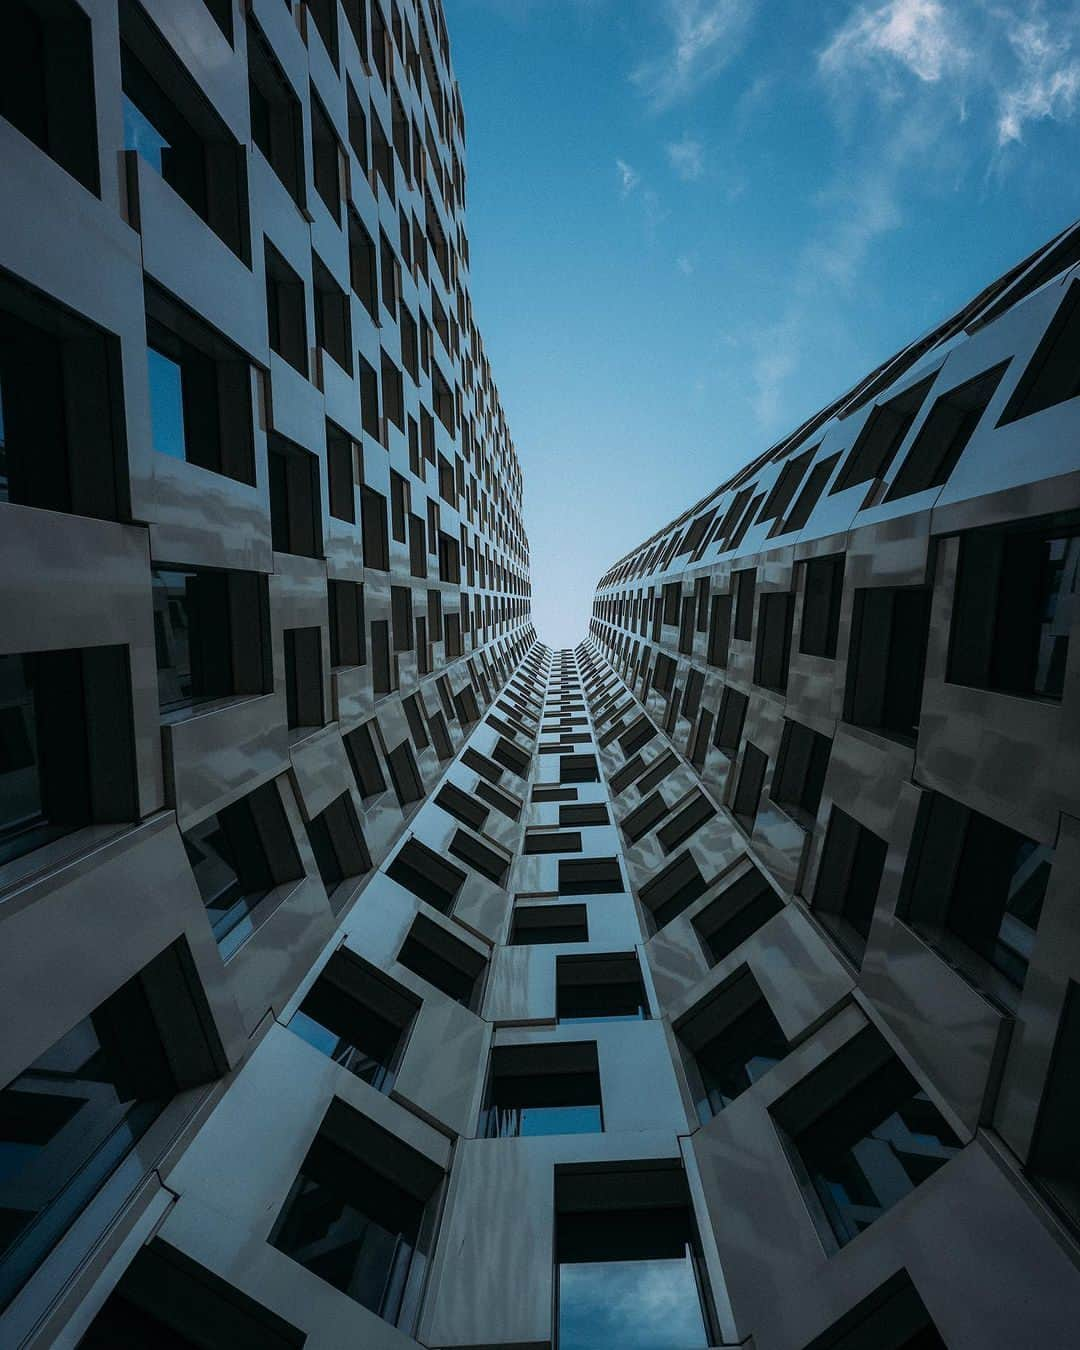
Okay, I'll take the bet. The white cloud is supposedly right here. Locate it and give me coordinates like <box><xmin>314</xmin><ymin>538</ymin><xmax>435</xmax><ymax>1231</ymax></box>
<box><xmin>615</xmin><ymin>157</ymin><xmax>640</xmax><ymax>195</ymax></box>
<box><xmin>632</xmin><ymin>0</ymin><xmax>756</xmax><ymax>108</ymax></box>
<box><xmin>998</xmin><ymin>15</ymin><xmax>1080</xmax><ymax>144</ymax></box>
<box><xmin>819</xmin><ymin>0</ymin><xmax>968</xmax><ymax>85</ymax></box>
<box><xmin>676</xmin><ymin>253</ymin><xmax>696</xmax><ymax>274</ymax></box>
<box><xmin>666</xmin><ymin>134</ymin><xmax>706</xmax><ymax>179</ymax></box>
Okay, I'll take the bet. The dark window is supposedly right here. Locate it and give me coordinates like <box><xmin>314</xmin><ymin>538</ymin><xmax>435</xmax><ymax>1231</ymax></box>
<box><xmin>269</xmin><ymin>433</ymin><xmax>320</xmax><ymax>556</ymax></box>
<box><xmin>289</xmin><ymin>950</ymin><xmax>417</xmax><ymax>1091</ymax></box>
<box><xmin>448</xmin><ymin>828</ymin><xmax>508</xmax><ymax>884</ymax></box>
<box><xmin>800</xmin><ymin>555</ymin><xmax>844</xmax><ymax>659</ymax></box>
<box><xmin>831</xmin><ymin>376</ymin><xmax>934</xmax><ymax>494</ymax></box>
<box><xmin>887</xmin><ymin>364</ymin><xmax>1007</xmax><ymax>500</ymax></box>
<box><xmin>121</xmin><ymin>6</ymin><xmax>247</xmax><ymax>258</ymax></box>
<box><xmin>390</xmin><ymin>585</ymin><xmax>413</xmax><ymax>652</ymax></box>
<box><xmin>677</xmin><ymin>970</ymin><xmax>788</xmax><ymax>1123</ymax></box>
<box><xmin>476</xmin><ymin>781</ymin><xmax>522</xmax><ymax>820</ymax></box>
<box><xmin>264</xmin><ymin>240</ymin><xmax>308</xmax><ymax>376</ymax></box>
<box><xmin>783</xmin><ymin>452</ymin><xmax>842</xmax><ymax>532</ymax></box>
<box><xmin>326</xmin><ymin>420</ymin><xmax>356</xmax><ymax>523</ymax></box>
<box><xmin>999</xmin><ymin>281</ymin><xmax>1080</xmax><ymax>424</ymax></box>
<box><xmin>435</xmin><ymin>783</ymin><xmax>489</xmax><ymax>832</ymax></box>
<box><xmin>561</xmin><ymin>754</ymin><xmax>599</xmax><ymax>784</ymax></box>
<box><xmin>731</xmin><ymin>744</ymin><xmax>767</xmax><ymax>833</ymax></box>
<box><xmin>0</xmin><ymin>646</ymin><xmax>137</xmax><ymax>869</ymax></box>
<box><xmin>706</xmin><ymin>593</ymin><xmax>732</xmax><ymax>668</ymax></box>
<box><xmin>381</xmin><ymin>349</ymin><xmax>405</xmax><ymax>430</ymax></box>
<box><xmin>0</xmin><ymin>943</ymin><xmax>221</xmax><ymax>1313</ymax></box>
<box><xmin>0</xmin><ymin>0</ymin><xmax>99</xmax><ymax>194</ymax></box>
<box><xmin>560</xmin><ymin>803</ymin><xmax>609</xmax><ymax>826</ymax></box>
<box><xmin>733</xmin><ymin>568</ymin><xmax>756</xmax><ymax>641</ymax></box>
<box><xmin>558</xmin><ymin>857</ymin><xmax>622</xmax><ymax>896</ymax></box>
<box><xmin>309</xmin><ymin>87</ymin><xmax>341</xmax><ymax>220</ymax></box>
<box><xmin>396</xmin><ymin>913</ymin><xmax>486</xmax><ymax>1010</ymax></box>
<box><xmin>152</xmin><ymin>566</ymin><xmax>270</xmax><ymax>712</ymax></box>
<box><xmin>307</xmin><ymin>0</ymin><xmax>338</xmax><ymax>66</ymax></box>
<box><xmin>899</xmin><ymin>791</ymin><xmax>1052</xmax><ymax>992</ymax></box>
<box><xmin>305</xmin><ymin>792</ymin><xmax>371</xmax><ymax>901</ymax></box>
<box><xmin>657</xmin><ymin>793</ymin><xmax>716</xmax><ymax>854</ymax></box>
<box><xmin>844</xmin><ymin>587</ymin><xmax>931</xmax><ymax>743</ymax></box>
<box><xmin>492</xmin><ymin>736</ymin><xmax>530</xmax><ymax>777</ymax></box>
<box><xmin>344</xmin><ymin>721</ymin><xmax>385</xmax><ymax>798</ymax></box>
<box><xmin>328</xmin><ymin>579</ymin><xmax>365</xmax><ymax>667</ymax></box>
<box><xmin>693</xmin><ymin>866</ymin><xmax>783</xmax><ymax>966</ymax></box>
<box><xmin>247</xmin><ymin>17</ymin><xmax>303</xmax><ymax>206</ymax></box>
<box><xmin>525</xmin><ymin>830</ymin><xmax>584</xmax><ymax>855</ymax></box>
<box><xmin>269</xmin><ymin>1100</ymin><xmax>441</xmax><ymax>1332</ymax></box>
<box><xmin>313</xmin><ymin>253</ymin><xmax>352</xmax><ymax>374</ymax></box>
<box><xmin>772</xmin><ymin>721</ymin><xmax>831</xmax><ymax>829</ymax></box>
<box><xmin>348</xmin><ymin>210</ymin><xmax>378</xmax><ymax>319</ymax></box>
<box><xmin>798</xmin><ymin>1271</ymin><xmax>947</xmax><ymax>1350</ymax></box>
<box><xmin>511</xmin><ymin>903</ymin><xmax>588</xmax><ymax>946</ymax></box>
<box><xmin>754</xmin><ymin>592</ymin><xmax>794</xmax><ymax>692</ymax></box>
<box><xmin>811</xmin><ymin>807</ymin><xmax>888</xmax><ymax>964</ymax></box>
<box><xmin>145</xmin><ymin>283</ymin><xmax>254</xmax><ymax>483</ymax></box>
<box><xmin>361</xmin><ymin>486</ymin><xmax>390</xmax><ymax>569</ymax></box>
<box><xmin>481</xmin><ymin>1043</ymin><xmax>601</xmax><ymax>1138</ymax></box>
<box><xmin>639</xmin><ymin>852</ymin><xmax>708</xmax><ymax>931</ymax></box>
<box><xmin>1030</xmin><ymin>980</ymin><xmax>1080</xmax><ymax>1235</ymax></box>
<box><xmin>556</xmin><ymin>954</ymin><xmax>648</xmax><ymax>1023</ymax></box>
<box><xmin>182</xmin><ymin>778</ymin><xmax>302</xmax><ymax>957</ymax></box>
<box><xmin>636</xmin><ymin>750</ymin><xmax>678</xmax><ymax>794</ymax></box>
<box><xmin>948</xmin><ymin>520</ymin><xmax>1078</xmax><ymax>701</ymax></box>
<box><xmin>773</xmin><ymin>1030</ymin><xmax>959</xmax><ymax>1248</ymax></box>
<box><xmin>387</xmin><ymin>837</ymin><xmax>466</xmax><ymax>912</ymax></box>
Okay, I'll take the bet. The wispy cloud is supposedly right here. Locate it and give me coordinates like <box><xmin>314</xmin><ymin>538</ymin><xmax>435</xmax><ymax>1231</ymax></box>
<box><xmin>666</xmin><ymin>134</ymin><xmax>706</xmax><ymax>179</ymax></box>
<box><xmin>998</xmin><ymin>13</ymin><xmax>1080</xmax><ymax>144</ymax></box>
<box><xmin>819</xmin><ymin>0</ymin><xmax>969</xmax><ymax>87</ymax></box>
<box><xmin>632</xmin><ymin>0</ymin><xmax>757</xmax><ymax>108</ymax></box>
<box><xmin>676</xmin><ymin>253</ymin><xmax>697</xmax><ymax>274</ymax></box>
<box><xmin>615</xmin><ymin>157</ymin><xmax>641</xmax><ymax>195</ymax></box>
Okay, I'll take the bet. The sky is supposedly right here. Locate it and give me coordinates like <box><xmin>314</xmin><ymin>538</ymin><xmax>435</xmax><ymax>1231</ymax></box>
<box><xmin>446</xmin><ymin>0</ymin><xmax>1080</xmax><ymax>647</ymax></box>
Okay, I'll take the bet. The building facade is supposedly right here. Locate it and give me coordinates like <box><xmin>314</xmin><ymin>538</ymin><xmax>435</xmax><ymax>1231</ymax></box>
<box><xmin>1</xmin><ymin>2</ymin><xmax>1080</xmax><ymax>1348</ymax></box>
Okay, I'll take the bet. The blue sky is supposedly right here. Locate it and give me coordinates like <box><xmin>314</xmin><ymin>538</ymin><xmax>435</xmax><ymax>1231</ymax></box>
<box><xmin>447</xmin><ymin>0</ymin><xmax>1080</xmax><ymax>647</ymax></box>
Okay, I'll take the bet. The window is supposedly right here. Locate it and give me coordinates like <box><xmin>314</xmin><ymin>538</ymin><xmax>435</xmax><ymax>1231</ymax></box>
<box><xmin>811</xmin><ymin>807</ymin><xmax>889</xmax><ymax>963</ymax></box>
<box><xmin>713</xmin><ymin>686</ymin><xmax>747</xmax><ymax>756</ymax></box>
<box><xmin>731</xmin><ymin>743</ymin><xmax>767</xmax><ymax>833</ymax></box>
<box><xmin>1029</xmin><ymin>980</ymin><xmax>1080</xmax><ymax>1234</ymax></box>
<box><xmin>693</xmin><ymin>867</ymin><xmax>783</xmax><ymax>966</ymax></box>
<box><xmin>561</xmin><ymin>754</ymin><xmax>600</xmax><ymax>784</ymax></box>
<box><xmin>152</xmin><ymin>566</ymin><xmax>270</xmax><ymax>712</ymax></box>
<box><xmin>560</xmin><ymin>804</ymin><xmax>609</xmax><ymax>826</ymax></box>
<box><xmin>344</xmin><ymin>721</ymin><xmax>386</xmax><ymax>798</ymax></box>
<box><xmin>948</xmin><ymin>519</ymin><xmax>1078</xmax><ymax>701</ymax></box>
<box><xmin>899</xmin><ymin>792</ymin><xmax>1052</xmax><ymax>992</ymax></box>
<box><xmin>348</xmin><ymin>210</ymin><xmax>378</xmax><ymax>319</ymax></box>
<box><xmin>511</xmin><ymin>903</ymin><xmax>588</xmax><ymax>946</ymax></box>
<box><xmin>476</xmin><ymin>781</ymin><xmax>522</xmax><ymax>820</ymax></box>
<box><xmin>326</xmin><ymin>420</ymin><xmax>356</xmax><ymax>522</ymax></box>
<box><xmin>676</xmin><ymin>970</ymin><xmax>788</xmax><ymax>1123</ymax></box>
<box><xmin>264</xmin><ymin>241</ymin><xmax>308</xmax><ymax>376</ymax></box>
<box><xmin>999</xmin><ymin>280</ymin><xmax>1080</xmax><ymax>424</ymax></box>
<box><xmin>313</xmin><ymin>253</ymin><xmax>352</xmax><ymax>374</ymax></box>
<box><xmin>449</xmin><ymin>828</ymin><xmax>509</xmax><ymax>885</ymax></box>
<box><xmin>771</xmin><ymin>721</ymin><xmax>831</xmax><ymax>829</ymax></box>
<box><xmin>886</xmin><ymin>363</ymin><xmax>1007</xmax><ymax>500</ymax></box>
<box><xmin>305</xmin><ymin>792</ymin><xmax>371</xmax><ymax>903</ymax></box>
<box><xmin>289</xmin><ymin>950</ymin><xmax>417</xmax><ymax>1092</ymax></box>
<box><xmin>783</xmin><ymin>452</ymin><xmax>842</xmax><ymax>532</ymax></box>
<box><xmin>798</xmin><ymin>1271</ymin><xmax>947</xmax><ymax>1350</ymax></box>
<box><xmin>328</xmin><ymin>579</ymin><xmax>366</xmax><ymax>667</ymax></box>
<box><xmin>0</xmin><ymin>942</ymin><xmax>221</xmax><ymax>1313</ymax></box>
<box><xmin>773</xmin><ymin>1029</ymin><xmax>959</xmax><ymax>1248</ymax></box>
<box><xmin>525</xmin><ymin>830</ymin><xmax>583</xmax><ymax>855</ymax></box>
<box><xmin>145</xmin><ymin>283</ymin><xmax>254</xmax><ymax>482</ymax></box>
<box><xmin>309</xmin><ymin>88</ymin><xmax>341</xmax><ymax>220</ymax></box>
<box><xmin>555</xmin><ymin>1166</ymin><xmax>715</xmax><ymax>1350</ymax></box>
<box><xmin>800</xmin><ymin>555</ymin><xmax>844</xmax><ymax>659</ymax></box>
<box><xmin>0</xmin><ymin>646</ymin><xmax>136</xmax><ymax>870</ymax></box>
<box><xmin>387</xmin><ymin>837</ymin><xmax>467</xmax><ymax>913</ymax></box>
<box><xmin>269</xmin><ymin>434</ymin><xmax>320</xmax><ymax>556</ymax></box>
<box><xmin>754</xmin><ymin>592</ymin><xmax>794</xmax><ymax>692</ymax></box>
<box><xmin>121</xmin><ymin>6</ymin><xmax>247</xmax><ymax>258</ymax></box>
<box><xmin>182</xmin><ymin>778</ymin><xmax>302</xmax><ymax>957</ymax></box>
<box><xmin>831</xmin><ymin>376</ymin><xmax>934</xmax><ymax>494</ymax></box>
<box><xmin>396</xmin><ymin>913</ymin><xmax>486</xmax><ymax>1010</ymax></box>
<box><xmin>492</xmin><ymin>735</ymin><xmax>530</xmax><ymax>777</ymax></box>
<box><xmin>390</xmin><ymin>585</ymin><xmax>413</xmax><ymax>651</ymax></box>
<box><xmin>307</xmin><ymin>0</ymin><xmax>338</xmax><ymax>66</ymax></box>
<box><xmin>381</xmin><ymin>349</ymin><xmax>405</xmax><ymax>430</ymax></box>
<box><xmin>247</xmin><ymin>17</ymin><xmax>303</xmax><ymax>206</ymax></box>
<box><xmin>844</xmin><ymin>587</ymin><xmax>931</xmax><ymax>743</ymax></box>
<box><xmin>639</xmin><ymin>852</ymin><xmax>708</xmax><ymax>930</ymax></box>
<box><xmin>558</xmin><ymin>857</ymin><xmax>622</xmax><ymax>895</ymax></box>
<box><xmin>269</xmin><ymin>1100</ymin><xmax>441</xmax><ymax>1332</ymax></box>
<box><xmin>0</xmin><ymin>264</ymin><xmax>126</xmax><ymax>518</ymax></box>
<box><xmin>0</xmin><ymin>0</ymin><xmax>99</xmax><ymax>194</ymax></box>
<box><xmin>481</xmin><ymin>1043</ymin><xmax>601</xmax><ymax>1138</ymax></box>
<box><xmin>385</xmin><ymin>739</ymin><xmax>423</xmax><ymax>808</ymax></box>
<box><xmin>657</xmin><ymin>793</ymin><xmax>716</xmax><ymax>853</ymax></box>
<box><xmin>620</xmin><ymin>716</ymin><xmax>656</xmax><ymax>756</ymax></box>
<box><xmin>361</xmin><ymin>486</ymin><xmax>390</xmax><ymax>569</ymax></box>
<box><xmin>556</xmin><ymin>954</ymin><xmax>648</xmax><ymax>1023</ymax></box>
<box><xmin>733</xmin><ymin>568</ymin><xmax>756</xmax><ymax>640</ymax></box>
<box><xmin>706</xmin><ymin>593</ymin><xmax>732</xmax><ymax>668</ymax></box>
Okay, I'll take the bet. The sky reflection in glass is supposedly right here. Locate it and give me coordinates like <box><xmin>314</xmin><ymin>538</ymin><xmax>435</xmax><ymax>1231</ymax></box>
<box><xmin>558</xmin><ymin>1252</ymin><xmax>708</xmax><ymax>1350</ymax></box>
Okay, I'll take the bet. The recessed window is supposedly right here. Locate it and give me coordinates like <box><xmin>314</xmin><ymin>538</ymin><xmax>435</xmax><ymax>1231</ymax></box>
<box><xmin>328</xmin><ymin>579</ymin><xmax>366</xmax><ymax>667</ymax></box>
<box><xmin>998</xmin><ymin>280</ymin><xmax>1080</xmax><ymax>424</ymax></box>
<box><xmin>313</xmin><ymin>253</ymin><xmax>352</xmax><ymax>374</ymax></box>
<box><xmin>844</xmin><ymin>587</ymin><xmax>931</xmax><ymax>743</ymax></box>
<box><xmin>1029</xmin><ymin>979</ymin><xmax>1080</xmax><ymax>1235</ymax></box>
<box><xmin>733</xmin><ymin>568</ymin><xmax>756</xmax><ymax>641</ymax></box>
<box><xmin>771</xmin><ymin>720</ymin><xmax>831</xmax><ymax>829</ymax></box>
<box><xmin>693</xmin><ymin>867</ymin><xmax>783</xmax><ymax>966</ymax></box>
<box><xmin>800</xmin><ymin>555</ymin><xmax>844</xmax><ymax>659</ymax></box>
<box><xmin>783</xmin><ymin>451</ymin><xmax>842</xmax><ymax>532</ymax></box>
<box><xmin>510</xmin><ymin>903</ymin><xmax>588</xmax><ymax>946</ymax></box>
<box><xmin>0</xmin><ymin>646</ymin><xmax>137</xmax><ymax>870</ymax></box>
<box><xmin>182</xmin><ymin>777</ymin><xmax>302</xmax><ymax>958</ymax></box>
<box><xmin>560</xmin><ymin>753</ymin><xmax>599</xmax><ymax>784</ymax></box>
<box><xmin>396</xmin><ymin>913</ymin><xmax>486</xmax><ymax>1011</ymax></box>
<box><xmin>361</xmin><ymin>486</ymin><xmax>390</xmax><ymax>569</ymax></box>
<box><xmin>386</xmin><ymin>837</ymin><xmax>467</xmax><ymax>913</ymax></box>
<box><xmin>639</xmin><ymin>852</ymin><xmax>708</xmax><ymax>931</ymax></box>
<box><xmin>676</xmin><ymin>970</ymin><xmax>788</xmax><ymax>1124</ymax></box>
<box><xmin>289</xmin><ymin>950</ymin><xmax>417</xmax><ymax>1092</ymax></box>
<box><xmin>264</xmin><ymin>241</ymin><xmax>308</xmax><ymax>377</ymax></box>
<box><xmin>146</xmin><ymin>283</ymin><xmax>254</xmax><ymax>483</ymax></box>
<box><xmin>348</xmin><ymin>210</ymin><xmax>378</xmax><ymax>320</ymax></box>
<box><xmin>435</xmin><ymin>782</ymin><xmax>489</xmax><ymax>832</ymax></box>
<box><xmin>713</xmin><ymin>685</ymin><xmax>748</xmax><ymax>757</ymax></box>
<box><xmin>560</xmin><ymin>803</ymin><xmax>609</xmax><ymax>826</ymax></box>
<box><xmin>799</xmin><ymin>1271</ymin><xmax>947</xmax><ymax>1350</ymax></box>
<box><xmin>948</xmin><ymin>518</ymin><xmax>1078</xmax><ymax>701</ymax></box>
<box><xmin>558</xmin><ymin>857</ymin><xmax>622</xmax><ymax>896</ymax></box>
<box><xmin>886</xmin><ymin>363</ymin><xmax>1007</xmax><ymax>500</ymax></box>
<box><xmin>269</xmin><ymin>1101</ymin><xmax>441</xmax><ymax>1332</ymax></box>
<box><xmin>309</xmin><ymin>87</ymin><xmax>341</xmax><ymax>220</ymax></box>
<box><xmin>556</xmin><ymin>954</ymin><xmax>648</xmax><ymax>1023</ymax></box>
<box><xmin>754</xmin><ymin>592</ymin><xmax>794</xmax><ymax>692</ymax></box>
<box><xmin>706</xmin><ymin>592</ymin><xmax>732</xmax><ymax>668</ymax></box>
<box><xmin>811</xmin><ymin>806</ymin><xmax>888</xmax><ymax>964</ymax></box>
<box><xmin>152</xmin><ymin>566</ymin><xmax>270</xmax><ymax>712</ymax></box>
<box><xmin>247</xmin><ymin>16</ymin><xmax>303</xmax><ymax>206</ymax></box>
<box><xmin>481</xmin><ymin>1043</ymin><xmax>602</xmax><ymax>1138</ymax></box>
<box><xmin>830</xmin><ymin>376</ymin><xmax>934</xmax><ymax>494</ymax></box>
<box><xmin>731</xmin><ymin>743</ymin><xmax>767</xmax><ymax>833</ymax></box>
<box><xmin>449</xmin><ymin>828</ymin><xmax>509</xmax><ymax>884</ymax></box>
<box><xmin>344</xmin><ymin>720</ymin><xmax>386</xmax><ymax>799</ymax></box>
<box><xmin>0</xmin><ymin>942</ymin><xmax>221</xmax><ymax>1312</ymax></box>
<box><xmin>555</xmin><ymin>1166</ymin><xmax>715</xmax><ymax>1350</ymax></box>
<box><xmin>657</xmin><ymin>793</ymin><xmax>716</xmax><ymax>853</ymax></box>
<box><xmin>773</xmin><ymin>1029</ymin><xmax>959</xmax><ymax>1248</ymax></box>
<box><xmin>899</xmin><ymin>791</ymin><xmax>1052</xmax><ymax>992</ymax></box>
<box><xmin>326</xmin><ymin>420</ymin><xmax>356</xmax><ymax>523</ymax></box>
<box><xmin>476</xmin><ymin>781</ymin><xmax>522</xmax><ymax>819</ymax></box>
<box><xmin>305</xmin><ymin>792</ymin><xmax>371</xmax><ymax>903</ymax></box>
<box><xmin>283</xmin><ymin>626</ymin><xmax>324</xmax><ymax>731</ymax></box>
<box><xmin>307</xmin><ymin>0</ymin><xmax>339</xmax><ymax>66</ymax></box>
<box><xmin>525</xmin><ymin>830</ymin><xmax>584</xmax><ymax>855</ymax></box>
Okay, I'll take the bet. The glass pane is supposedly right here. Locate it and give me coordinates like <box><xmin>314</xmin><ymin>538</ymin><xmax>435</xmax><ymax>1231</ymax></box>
<box><xmin>557</xmin><ymin>1254</ymin><xmax>709</xmax><ymax>1350</ymax></box>
<box><xmin>147</xmin><ymin>346</ymin><xmax>187</xmax><ymax>460</ymax></box>
<box><xmin>123</xmin><ymin>93</ymin><xmax>170</xmax><ymax>172</ymax></box>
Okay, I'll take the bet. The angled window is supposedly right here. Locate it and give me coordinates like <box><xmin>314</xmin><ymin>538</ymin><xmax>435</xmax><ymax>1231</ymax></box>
<box><xmin>844</xmin><ymin>587</ymin><xmax>931</xmax><ymax>743</ymax></box>
<box><xmin>783</xmin><ymin>451</ymin><xmax>842</xmax><ymax>533</ymax></box>
<box><xmin>247</xmin><ymin>16</ymin><xmax>303</xmax><ymax>206</ymax></box>
<box><xmin>511</xmin><ymin>903</ymin><xmax>588</xmax><ymax>946</ymax></box>
<box><xmin>998</xmin><ymin>281</ymin><xmax>1080</xmax><ymax>424</ymax></box>
<box><xmin>525</xmin><ymin>830</ymin><xmax>584</xmax><ymax>855</ymax></box>
<box><xmin>361</xmin><ymin>485</ymin><xmax>390</xmax><ymax>570</ymax></box>
<box><xmin>264</xmin><ymin>241</ymin><xmax>308</xmax><ymax>376</ymax></box>
<box><xmin>481</xmin><ymin>1043</ymin><xmax>601</xmax><ymax>1138</ymax></box>
<box><xmin>800</xmin><ymin>554</ymin><xmax>844</xmax><ymax>659</ymax></box>
<box><xmin>269</xmin><ymin>434</ymin><xmax>320</xmax><ymax>556</ymax></box>
<box><xmin>811</xmin><ymin>806</ymin><xmax>888</xmax><ymax>964</ymax></box>
<box><xmin>556</xmin><ymin>953</ymin><xmax>648</xmax><ymax>1023</ymax></box>
<box><xmin>733</xmin><ymin>568</ymin><xmax>756</xmax><ymax>640</ymax></box>
<box><xmin>328</xmin><ymin>579</ymin><xmax>366</xmax><ymax>667</ymax></box>
<box><xmin>713</xmin><ymin>686</ymin><xmax>748</xmax><ymax>757</ymax></box>
<box><xmin>1029</xmin><ymin>980</ymin><xmax>1080</xmax><ymax>1235</ymax></box>
<box><xmin>558</xmin><ymin>857</ymin><xmax>622</xmax><ymax>896</ymax></box>
<box><xmin>344</xmin><ymin>720</ymin><xmax>386</xmax><ymax>798</ymax></box>
<box><xmin>798</xmin><ymin>1271</ymin><xmax>947</xmax><ymax>1350</ymax></box>
<box><xmin>313</xmin><ymin>253</ymin><xmax>352</xmax><ymax>374</ymax></box>
<box><xmin>326</xmin><ymin>420</ymin><xmax>356</xmax><ymax>522</ymax></box>
<box><xmin>694</xmin><ymin>867</ymin><xmax>783</xmax><ymax>966</ymax></box>
<box><xmin>289</xmin><ymin>950</ymin><xmax>417</xmax><ymax>1092</ymax></box>
<box><xmin>772</xmin><ymin>720</ymin><xmax>831</xmax><ymax>829</ymax></box>
<box><xmin>387</xmin><ymin>837</ymin><xmax>467</xmax><ymax>913</ymax></box>
<box><xmin>348</xmin><ymin>210</ymin><xmax>378</xmax><ymax>319</ymax></box>
<box><xmin>657</xmin><ymin>793</ymin><xmax>716</xmax><ymax>853</ymax></box>
<box><xmin>886</xmin><ymin>363</ymin><xmax>1007</xmax><ymax>500</ymax></box>
<box><xmin>436</xmin><ymin>782</ymin><xmax>489</xmax><ymax>832</ymax></box>
<box><xmin>396</xmin><ymin>913</ymin><xmax>486</xmax><ymax>1011</ymax></box>
<box><xmin>309</xmin><ymin>87</ymin><xmax>341</xmax><ymax>220</ymax></box>
<box><xmin>448</xmin><ymin>827</ymin><xmax>509</xmax><ymax>885</ymax></box>
<box><xmin>754</xmin><ymin>592</ymin><xmax>794</xmax><ymax>692</ymax></box>
<box><xmin>706</xmin><ymin>592</ymin><xmax>732</xmax><ymax>668</ymax></box>
<box><xmin>639</xmin><ymin>852</ymin><xmax>708</xmax><ymax>931</ymax></box>
<box><xmin>830</xmin><ymin>376</ymin><xmax>934</xmax><ymax>494</ymax></box>
<box><xmin>305</xmin><ymin>791</ymin><xmax>371</xmax><ymax>903</ymax></box>
<box><xmin>731</xmin><ymin>743</ymin><xmax>767</xmax><ymax>833</ymax></box>
<box><xmin>560</xmin><ymin>753</ymin><xmax>599</xmax><ymax>785</ymax></box>
<box><xmin>560</xmin><ymin>803</ymin><xmax>609</xmax><ymax>827</ymax></box>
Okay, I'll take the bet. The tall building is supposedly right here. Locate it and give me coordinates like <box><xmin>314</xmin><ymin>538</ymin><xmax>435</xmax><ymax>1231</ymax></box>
<box><xmin>0</xmin><ymin>3</ymin><xmax>1078</xmax><ymax>1349</ymax></box>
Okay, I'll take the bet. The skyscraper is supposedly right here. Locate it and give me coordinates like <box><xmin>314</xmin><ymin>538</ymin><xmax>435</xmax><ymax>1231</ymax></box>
<box><xmin>0</xmin><ymin>3</ymin><xmax>1079</xmax><ymax>1348</ymax></box>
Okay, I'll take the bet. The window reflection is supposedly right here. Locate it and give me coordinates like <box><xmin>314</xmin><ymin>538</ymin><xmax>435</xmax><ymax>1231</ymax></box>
<box><xmin>147</xmin><ymin>347</ymin><xmax>186</xmax><ymax>460</ymax></box>
<box><xmin>122</xmin><ymin>92</ymin><xmax>170</xmax><ymax>172</ymax></box>
<box><xmin>558</xmin><ymin>1256</ymin><xmax>709</xmax><ymax>1350</ymax></box>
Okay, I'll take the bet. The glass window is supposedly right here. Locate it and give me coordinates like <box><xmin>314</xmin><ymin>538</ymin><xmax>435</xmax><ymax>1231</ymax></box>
<box><xmin>122</xmin><ymin>91</ymin><xmax>169</xmax><ymax>172</ymax></box>
<box><xmin>481</xmin><ymin>1044</ymin><xmax>602</xmax><ymax>1138</ymax></box>
<box><xmin>147</xmin><ymin>347</ymin><xmax>187</xmax><ymax>460</ymax></box>
<box><xmin>556</xmin><ymin>954</ymin><xmax>649</xmax><ymax>1024</ymax></box>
